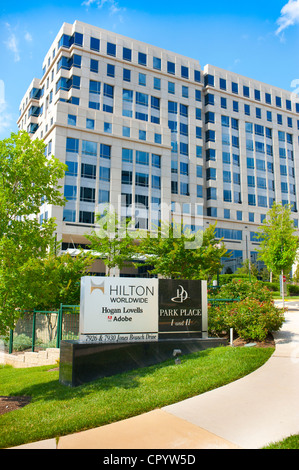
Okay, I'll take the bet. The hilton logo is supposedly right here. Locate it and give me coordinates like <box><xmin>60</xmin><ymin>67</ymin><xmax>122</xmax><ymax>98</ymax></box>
<box><xmin>90</xmin><ymin>279</ymin><xmax>105</xmax><ymax>294</ymax></box>
<box><xmin>171</xmin><ymin>285</ymin><xmax>189</xmax><ymax>303</ymax></box>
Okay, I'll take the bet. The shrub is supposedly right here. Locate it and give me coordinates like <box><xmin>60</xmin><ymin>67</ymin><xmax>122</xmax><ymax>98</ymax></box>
<box><xmin>261</xmin><ymin>281</ymin><xmax>280</xmax><ymax>292</ymax></box>
<box><xmin>217</xmin><ymin>278</ymin><xmax>272</xmax><ymax>302</ymax></box>
<box><xmin>288</xmin><ymin>284</ymin><xmax>299</xmax><ymax>296</ymax></box>
<box><xmin>208</xmin><ymin>279</ymin><xmax>285</xmax><ymax>341</ymax></box>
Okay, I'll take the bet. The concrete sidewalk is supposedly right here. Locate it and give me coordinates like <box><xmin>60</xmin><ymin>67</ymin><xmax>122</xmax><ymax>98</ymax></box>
<box><xmin>10</xmin><ymin>304</ymin><xmax>299</xmax><ymax>450</ymax></box>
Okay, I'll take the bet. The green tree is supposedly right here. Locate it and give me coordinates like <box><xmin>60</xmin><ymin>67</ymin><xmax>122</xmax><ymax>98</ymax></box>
<box><xmin>0</xmin><ymin>131</ymin><xmax>66</xmax><ymax>335</ymax></box>
<box><xmin>234</xmin><ymin>259</ymin><xmax>259</xmax><ymax>279</ymax></box>
<box><xmin>85</xmin><ymin>209</ymin><xmax>137</xmax><ymax>276</ymax></box>
<box><xmin>136</xmin><ymin>222</ymin><xmax>228</xmax><ymax>280</ymax></box>
<box><xmin>20</xmin><ymin>248</ymin><xmax>95</xmax><ymax>309</ymax></box>
<box><xmin>255</xmin><ymin>202</ymin><xmax>299</xmax><ymax>305</ymax></box>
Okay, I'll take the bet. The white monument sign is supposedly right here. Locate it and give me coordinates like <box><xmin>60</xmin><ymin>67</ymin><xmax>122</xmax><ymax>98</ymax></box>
<box><xmin>79</xmin><ymin>276</ymin><xmax>159</xmax><ymax>343</ymax></box>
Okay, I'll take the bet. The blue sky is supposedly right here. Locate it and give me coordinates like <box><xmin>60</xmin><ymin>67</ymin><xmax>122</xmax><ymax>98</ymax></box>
<box><xmin>1</xmin><ymin>0</ymin><xmax>299</xmax><ymax>140</ymax></box>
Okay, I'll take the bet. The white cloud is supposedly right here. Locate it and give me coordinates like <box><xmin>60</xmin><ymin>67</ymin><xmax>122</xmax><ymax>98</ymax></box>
<box><xmin>0</xmin><ymin>81</ymin><xmax>13</xmax><ymax>136</ymax></box>
<box><xmin>276</xmin><ymin>0</ymin><xmax>299</xmax><ymax>35</ymax></box>
<box><xmin>81</xmin><ymin>0</ymin><xmax>126</xmax><ymax>16</ymax></box>
<box><xmin>24</xmin><ymin>31</ymin><xmax>33</xmax><ymax>42</ymax></box>
<box><xmin>4</xmin><ymin>32</ymin><xmax>20</xmax><ymax>62</ymax></box>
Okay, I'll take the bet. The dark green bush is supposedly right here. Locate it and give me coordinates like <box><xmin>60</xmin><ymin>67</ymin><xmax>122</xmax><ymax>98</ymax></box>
<box><xmin>288</xmin><ymin>284</ymin><xmax>299</xmax><ymax>296</ymax></box>
<box><xmin>208</xmin><ymin>279</ymin><xmax>285</xmax><ymax>341</ymax></box>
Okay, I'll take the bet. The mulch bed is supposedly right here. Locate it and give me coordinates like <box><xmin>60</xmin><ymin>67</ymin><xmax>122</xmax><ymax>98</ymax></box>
<box><xmin>0</xmin><ymin>396</ymin><xmax>31</xmax><ymax>416</ymax></box>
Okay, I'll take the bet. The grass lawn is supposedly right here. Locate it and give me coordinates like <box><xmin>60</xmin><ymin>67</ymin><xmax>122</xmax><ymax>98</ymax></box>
<box><xmin>264</xmin><ymin>434</ymin><xmax>299</xmax><ymax>449</ymax></box>
<box><xmin>0</xmin><ymin>345</ymin><xmax>274</xmax><ymax>449</ymax></box>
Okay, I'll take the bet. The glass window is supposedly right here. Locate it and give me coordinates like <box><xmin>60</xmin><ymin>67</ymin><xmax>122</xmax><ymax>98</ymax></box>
<box><xmin>63</xmin><ymin>209</ymin><xmax>76</xmax><ymax>222</ymax></box>
<box><xmin>100</xmin><ymin>144</ymin><xmax>111</xmax><ymax>159</ymax></box>
<box><xmin>197</xmin><ymin>185</ymin><xmax>203</xmax><ymax>198</ymax></box>
<box><xmin>154</xmin><ymin>132</ymin><xmax>162</xmax><ymax>144</ymax></box>
<box><xmin>122</xmin><ymin>126</ymin><xmax>130</xmax><ymax>137</ymax></box>
<box><xmin>223</xmin><ymin>190</ymin><xmax>232</xmax><ymax>202</ymax></box>
<box><xmin>107</xmin><ymin>42</ymin><xmax>116</xmax><ymax>56</ymax></box>
<box><xmin>182</xmin><ymin>86</ymin><xmax>188</xmax><ymax>98</ymax></box>
<box><xmin>243</xmin><ymin>85</ymin><xmax>250</xmax><ymax>97</ymax></box>
<box><xmin>104</xmin><ymin>122</ymin><xmax>112</xmax><ymax>133</ymax></box>
<box><xmin>65</xmin><ymin>161</ymin><xmax>78</xmax><ymax>176</ymax></box>
<box><xmin>139</xmin><ymin>73</ymin><xmax>146</xmax><ymax>86</ymax></box>
<box><xmin>232</xmin><ymin>82</ymin><xmax>238</xmax><ymax>94</ymax></box>
<box><xmin>79</xmin><ymin>211</ymin><xmax>94</xmax><ymax>224</ymax></box>
<box><xmin>220</xmin><ymin>78</ymin><xmax>226</xmax><ymax>90</ymax></box>
<box><xmin>221</xmin><ymin>97</ymin><xmax>227</xmax><ymax>109</ymax></box>
<box><xmin>135</xmin><ymin>172</ymin><xmax>149</xmax><ymax>187</ymax></box>
<box><xmin>99</xmin><ymin>166</ymin><xmax>110</xmax><ymax>182</ymax></box>
<box><xmin>139</xmin><ymin>130</ymin><xmax>146</xmax><ymax>141</ymax></box>
<box><xmin>204</xmin><ymin>74</ymin><xmax>214</xmax><ymax>87</ymax></box>
<box><xmin>99</xmin><ymin>189</ymin><xmax>110</xmax><ymax>204</ymax></box>
<box><xmin>123</xmin><ymin>47</ymin><xmax>132</xmax><ymax>61</ymax></box>
<box><xmin>194</xmin><ymin>70</ymin><xmax>201</xmax><ymax>82</ymax></box>
<box><xmin>195</xmin><ymin>89</ymin><xmax>201</xmax><ymax>102</ymax></box>
<box><xmin>153</xmin><ymin>57</ymin><xmax>161</xmax><ymax>70</ymax></box>
<box><xmin>89</xmin><ymin>80</ymin><xmax>101</xmax><ymax>94</ymax></box>
<box><xmin>168</xmin><ymin>82</ymin><xmax>175</xmax><ymax>94</ymax></box>
<box><xmin>224</xmin><ymin>209</ymin><xmax>230</xmax><ymax>219</ymax></box>
<box><xmin>90</xmin><ymin>37</ymin><xmax>100</xmax><ymax>51</ymax></box>
<box><xmin>90</xmin><ymin>59</ymin><xmax>98</xmax><ymax>73</ymax></box>
<box><xmin>181</xmin><ymin>65</ymin><xmax>189</xmax><ymax>79</ymax></box>
<box><xmin>167</xmin><ymin>61</ymin><xmax>175</xmax><ymax>75</ymax></box>
<box><xmin>122</xmin><ymin>148</ymin><xmax>133</xmax><ymax>162</ymax></box>
<box><xmin>152</xmin><ymin>154</ymin><xmax>161</xmax><ymax>168</ymax></box>
<box><xmin>81</xmin><ymin>163</ymin><xmax>96</xmax><ymax>179</ymax></box>
<box><xmin>107</xmin><ymin>64</ymin><xmax>115</xmax><ymax>77</ymax></box>
<box><xmin>122</xmin><ymin>170</ymin><xmax>132</xmax><ymax>185</ymax></box>
<box><xmin>82</xmin><ymin>140</ymin><xmax>97</xmax><ymax>156</ymax></box>
<box><xmin>254</xmin><ymin>89</ymin><xmax>261</xmax><ymax>101</ymax></box>
<box><xmin>136</xmin><ymin>150</ymin><xmax>149</xmax><ymax>165</ymax></box>
<box><xmin>152</xmin><ymin>175</ymin><xmax>161</xmax><ymax>189</ymax></box>
<box><xmin>80</xmin><ymin>186</ymin><xmax>95</xmax><ymax>202</ymax></box>
<box><xmin>123</xmin><ymin>69</ymin><xmax>131</xmax><ymax>82</ymax></box>
<box><xmin>265</xmin><ymin>93</ymin><xmax>271</xmax><ymax>104</ymax></box>
<box><xmin>138</xmin><ymin>52</ymin><xmax>147</xmax><ymax>66</ymax></box>
<box><xmin>233</xmin><ymin>101</ymin><xmax>239</xmax><ymax>112</ymax></box>
<box><xmin>154</xmin><ymin>77</ymin><xmax>161</xmax><ymax>90</ymax></box>
<box><xmin>244</xmin><ymin>104</ymin><xmax>250</xmax><ymax>115</ymax></box>
<box><xmin>68</xmin><ymin>114</ymin><xmax>76</xmax><ymax>126</ymax></box>
<box><xmin>207</xmin><ymin>187</ymin><xmax>217</xmax><ymax>200</ymax></box>
<box><xmin>180</xmin><ymin>182</ymin><xmax>189</xmax><ymax>195</ymax></box>
<box><xmin>66</xmin><ymin>137</ymin><xmax>79</xmax><ymax>153</ymax></box>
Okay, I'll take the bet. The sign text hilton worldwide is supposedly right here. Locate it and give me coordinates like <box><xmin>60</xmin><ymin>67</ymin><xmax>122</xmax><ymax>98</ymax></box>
<box><xmin>107</xmin><ymin>284</ymin><xmax>155</xmax><ymax>303</ymax></box>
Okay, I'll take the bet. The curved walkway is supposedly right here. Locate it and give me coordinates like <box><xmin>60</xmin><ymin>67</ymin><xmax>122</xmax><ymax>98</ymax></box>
<box><xmin>11</xmin><ymin>304</ymin><xmax>299</xmax><ymax>449</ymax></box>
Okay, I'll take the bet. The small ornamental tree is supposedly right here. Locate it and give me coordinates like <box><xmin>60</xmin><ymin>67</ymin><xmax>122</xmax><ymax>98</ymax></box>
<box><xmin>85</xmin><ymin>209</ymin><xmax>137</xmax><ymax>276</ymax></box>
<box><xmin>255</xmin><ymin>202</ymin><xmax>299</xmax><ymax>306</ymax></box>
<box><xmin>136</xmin><ymin>222</ymin><xmax>228</xmax><ymax>280</ymax></box>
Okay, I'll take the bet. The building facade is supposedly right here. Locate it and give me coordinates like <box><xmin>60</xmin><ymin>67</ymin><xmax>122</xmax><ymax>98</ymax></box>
<box><xmin>17</xmin><ymin>20</ymin><xmax>299</xmax><ymax>275</ymax></box>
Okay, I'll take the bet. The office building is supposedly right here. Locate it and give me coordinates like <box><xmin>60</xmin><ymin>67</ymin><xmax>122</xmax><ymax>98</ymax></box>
<box><xmin>17</xmin><ymin>20</ymin><xmax>299</xmax><ymax>275</ymax></box>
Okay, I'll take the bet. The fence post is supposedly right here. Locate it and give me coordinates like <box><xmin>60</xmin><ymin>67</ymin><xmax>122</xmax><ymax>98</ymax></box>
<box><xmin>56</xmin><ymin>304</ymin><xmax>63</xmax><ymax>348</ymax></box>
<box><xmin>32</xmin><ymin>309</ymin><xmax>36</xmax><ymax>352</ymax></box>
<box><xmin>9</xmin><ymin>329</ymin><xmax>13</xmax><ymax>354</ymax></box>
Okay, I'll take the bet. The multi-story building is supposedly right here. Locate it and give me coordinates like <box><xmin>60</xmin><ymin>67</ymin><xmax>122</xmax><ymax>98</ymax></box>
<box><xmin>17</xmin><ymin>20</ymin><xmax>299</xmax><ymax>276</ymax></box>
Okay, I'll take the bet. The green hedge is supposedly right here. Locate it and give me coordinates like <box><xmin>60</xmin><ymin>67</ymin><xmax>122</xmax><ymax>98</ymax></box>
<box><xmin>208</xmin><ymin>279</ymin><xmax>285</xmax><ymax>341</ymax></box>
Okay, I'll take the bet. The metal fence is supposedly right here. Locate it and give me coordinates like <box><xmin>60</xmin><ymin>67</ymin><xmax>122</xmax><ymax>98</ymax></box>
<box><xmin>4</xmin><ymin>304</ymin><xmax>80</xmax><ymax>354</ymax></box>
<box><xmin>3</xmin><ymin>299</ymin><xmax>239</xmax><ymax>354</ymax></box>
